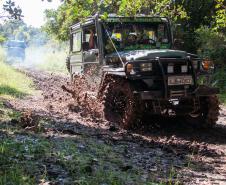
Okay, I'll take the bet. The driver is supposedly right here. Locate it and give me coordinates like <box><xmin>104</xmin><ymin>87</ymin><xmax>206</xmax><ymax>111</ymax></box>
<box><xmin>127</xmin><ymin>33</ymin><xmax>137</xmax><ymax>45</ymax></box>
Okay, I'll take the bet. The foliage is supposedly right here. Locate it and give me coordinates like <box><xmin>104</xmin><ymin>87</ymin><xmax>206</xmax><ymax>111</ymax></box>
<box><xmin>213</xmin><ymin>0</ymin><xmax>226</xmax><ymax>30</ymax></box>
<box><xmin>1</xmin><ymin>0</ymin><xmax>23</xmax><ymax>20</ymax></box>
<box><xmin>195</xmin><ymin>26</ymin><xmax>226</xmax><ymax>93</ymax></box>
<box><xmin>0</xmin><ymin>35</ymin><xmax>6</xmax><ymax>43</ymax></box>
<box><xmin>212</xmin><ymin>67</ymin><xmax>226</xmax><ymax>94</ymax></box>
<box><xmin>0</xmin><ymin>119</ymin><xmax>158</xmax><ymax>184</ymax></box>
<box><xmin>43</xmin><ymin>0</ymin><xmax>188</xmax><ymax>41</ymax></box>
<box><xmin>0</xmin><ymin>19</ymin><xmax>49</xmax><ymax>46</ymax></box>
<box><xmin>195</xmin><ymin>26</ymin><xmax>226</xmax><ymax>65</ymax></box>
<box><xmin>219</xmin><ymin>93</ymin><xmax>226</xmax><ymax>104</ymax></box>
<box><xmin>27</xmin><ymin>40</ymin><xmax>68</xmax><ymax>74</ymax></box>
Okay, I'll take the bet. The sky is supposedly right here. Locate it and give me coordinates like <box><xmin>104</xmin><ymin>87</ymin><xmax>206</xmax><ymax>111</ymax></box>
<box><xmin>1</xmin><ymin>0</ymin><xmax>62</xmax><ymax>27</ymax></box>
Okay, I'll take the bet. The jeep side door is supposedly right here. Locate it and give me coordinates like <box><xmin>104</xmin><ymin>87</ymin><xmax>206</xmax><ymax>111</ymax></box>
<box><xmin>82</xmin><ymin>25</ymin><xmax>99</xmax><ymax>74</ymax></box>
<box><xmin>69</xmin><ymin>29</ymin><xmax>83</xmax><ymax>77</ymax></box>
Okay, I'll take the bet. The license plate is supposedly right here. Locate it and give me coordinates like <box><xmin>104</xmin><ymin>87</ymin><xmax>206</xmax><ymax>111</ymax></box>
<box><xmin>168</xmin><ymin>76</ymin><xmax>193</xmax><ymax>86</ymax></box>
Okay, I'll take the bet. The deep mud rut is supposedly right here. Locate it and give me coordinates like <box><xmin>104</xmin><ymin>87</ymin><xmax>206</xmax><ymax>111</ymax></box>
<box><xmin>8</xmin><ymin>69</ymin><xmax>226</xmax><ymax>184</ymax></box>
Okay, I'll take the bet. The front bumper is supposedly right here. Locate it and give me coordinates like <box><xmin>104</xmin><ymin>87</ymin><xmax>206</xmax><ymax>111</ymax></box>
<box><xmin>136</xmin><ymin>86</ymin><xmax>219</xmax><ymax>100</ymax></box>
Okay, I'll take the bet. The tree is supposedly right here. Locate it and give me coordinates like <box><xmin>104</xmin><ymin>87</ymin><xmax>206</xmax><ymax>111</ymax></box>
<box><xmin>43</xmin><ymin>0</ymin><xmax>187</xmax><ymax>41</ymax></box>
<box><xmin>0</xmin><ymin>0</ymin><xmax>23</xmax><ymax>43</ymax></box>
<box><xmin>0</xmin><ymin>19</ymin><xmax>49</xmax><ymax>45</ymax></box>
<box><xmin>1</xmin><ymin>0</ymin><xmax>23</xmax><ymax>20</ymax></box>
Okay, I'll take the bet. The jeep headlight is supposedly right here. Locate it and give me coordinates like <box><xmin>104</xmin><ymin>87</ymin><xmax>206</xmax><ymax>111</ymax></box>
<box><xmin>140</xmin><ymin>63</ymin><xmax>152</xmax><ymax>72</ymax></box>
<box><xmin>167</xmin><ymin>64</ymin><xmax>174</xmax><ymax>73</ymax></box>
<box><xmin>181</xmin><ymin>65</ymin><xmax>188</xmax><ymax>73</ymax></box>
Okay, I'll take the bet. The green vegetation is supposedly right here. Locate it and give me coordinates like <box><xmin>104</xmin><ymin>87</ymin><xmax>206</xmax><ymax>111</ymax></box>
<box><xmin>195</xmin><ymin>26</ymin><xmax>226</xmax><ymax>98</ymax></box>
<box><xmin>219</xmin><ymin>94</ymin><xmax>226</xmax><ymax>104</ymax></box>
<box><xmin>44</xmin><ymin>0</ymin><xmax>225</xmax><ymax>43</ymax></box>
<box><xmin>36</xmin><ymin>50</ymin><xmax>67</xmax><ymax>74</ymax></box>
<box><xmin>0</xmin><ymin>117</ymin><xmax>163</xmax><ymax>185</ymax></box>
<box><xmin>195</xmin><ymin>27</ymin><xmax>226</xmax><ymax>66</ymax></box>
<box><xmin>44</xmin><ymin>0</ymin><xmax>188</xmax><ymax>41</ymax></box>
<box><xmin>0</xmin><ymin>19</ymin><xmax>49</xmax><ymax>45</ymax></box>
<box><xmin>32</xmin><ymin>41</ymin><xmax>68</xmax><ymax>74</ymax></box>
<box><xmin>0</xmin><ymin>48</ymin><xmax>34</xmax><ymax>99</ymax></box>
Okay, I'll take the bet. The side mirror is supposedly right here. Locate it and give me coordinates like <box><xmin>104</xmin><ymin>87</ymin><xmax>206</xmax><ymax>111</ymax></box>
<box><xmin>82</xmin><ymin>42</ymin><xmax>89</xmax><ymax>51</ymax></box>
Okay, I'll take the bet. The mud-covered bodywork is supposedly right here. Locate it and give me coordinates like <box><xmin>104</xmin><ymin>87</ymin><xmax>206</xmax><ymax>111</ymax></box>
<box><xmin>67</xmin><ymin>15</ymin><xmax>220</xmax><ymax>128</ymax></box>
<box><xmin>105</xmin><ymin>49</ymin><xmax>218</xmax><ymax>99</ymax></box>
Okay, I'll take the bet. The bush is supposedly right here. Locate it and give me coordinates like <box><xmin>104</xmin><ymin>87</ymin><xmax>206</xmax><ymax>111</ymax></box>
<box><xmin>195</xmin><ymin>27</ymin><xmax>226</xmax><ymax>95</ymax></box>
<box><xmin>195</xmin><ymin>26</ymin><xmax>226</xmax><ymax>65</ymax></box>
<box><xmin>24</xmin><ymin>40</ymin><xmax>68</xmax><ymax>74</ymax></box>
<box><xmin>0</xmin><ymin>47</ymin><xmax>6</xmax><ymax>61</ymax></box>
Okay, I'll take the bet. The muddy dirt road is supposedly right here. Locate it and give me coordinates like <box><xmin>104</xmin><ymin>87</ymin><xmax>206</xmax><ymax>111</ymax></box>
<box><xmin>9</xmin><ymin>69</ymin><xmax>226</xmax><ymax>184</ymax></box>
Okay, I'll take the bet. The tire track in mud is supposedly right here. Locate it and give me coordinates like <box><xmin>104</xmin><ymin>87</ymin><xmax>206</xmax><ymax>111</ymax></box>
<box><xmin>9</xmin><ymin>68</ymin><xmax>226</xmax><ymax>184</ymax></box>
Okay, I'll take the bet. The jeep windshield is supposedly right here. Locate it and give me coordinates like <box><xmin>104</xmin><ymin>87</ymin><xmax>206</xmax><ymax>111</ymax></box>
<box><xmin>103</xmin><ymin>18</ymin><xmax>171</xmax><ymax>54</ymax></box>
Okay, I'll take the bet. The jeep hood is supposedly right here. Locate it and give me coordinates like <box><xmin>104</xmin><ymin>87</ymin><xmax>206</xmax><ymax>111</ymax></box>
<box><xmin>107</xmin><ymin>49</ymin><xmax>188</xmax><ymax>61</ymax></box>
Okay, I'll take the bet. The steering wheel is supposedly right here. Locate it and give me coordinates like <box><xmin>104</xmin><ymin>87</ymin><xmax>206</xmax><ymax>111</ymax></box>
<box><xmin>138</xmin><ymin>38</ymin><xmax>156</xmax><ymax>45</ymax></box>
<box><xmin>147</xmin><ymin>38</ymin><xmax>156</xmax><ymax>44</ymax></box>
<box><xmin>127</xmin><ymin>34</ymin><xmax>137</xmax><ymax>44</ymax></box>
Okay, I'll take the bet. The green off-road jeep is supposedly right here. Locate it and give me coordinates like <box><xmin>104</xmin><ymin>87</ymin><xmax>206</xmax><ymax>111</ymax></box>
<box><xmin>66</xmin><ymin>14</ymin><xmax>220</xmax><ymax>129</ymax></box>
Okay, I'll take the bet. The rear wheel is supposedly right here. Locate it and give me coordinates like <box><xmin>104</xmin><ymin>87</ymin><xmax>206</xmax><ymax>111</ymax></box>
<box><xmin>102</xmin><ymin>77</ymin><xmax>143</xmax><ymax>129</ymax></box>
<box><xmin>186</xmin><ymin>95</ymin><xmax>220</xmax><ymax>128</ymax></box>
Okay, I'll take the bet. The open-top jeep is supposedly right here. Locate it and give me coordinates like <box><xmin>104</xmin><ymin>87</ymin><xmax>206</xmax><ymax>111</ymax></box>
<box><xmin>66</xmin><ymin>14</ymin><xmax>220</xmax><ymax>129</ymax></box>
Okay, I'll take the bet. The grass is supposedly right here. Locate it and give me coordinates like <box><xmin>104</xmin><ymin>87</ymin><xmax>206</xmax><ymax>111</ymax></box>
<box><xmin>0</xmin><ymin>48</ymin><xmax>34</xmax><ymax>99</ymax></box>
<box><xmin>37</xmin><ymin>50</ymin><xmax>68</xmax><ymax>74</ymax></box>
<box><xmin>219</xmin><ymin>93</ymin><xmax>226</xmax><ymax>105</ymax></box>
<box><xmin>0</xmin><ymin>137</ymin><xmax>49</xmax><ymax>185</ymax></box>
<box><xmin>0</xmin><ymin>122</ymin><xmax>147</xmax><ymax>185</ymax></box>
<box><xmin>0</xmin><ymin>101</ymin><xmax>21</xmax><ymax>123</ymax></box>
<box><xmin>25</xmin><ymin>44</ymin><xmax>68</xmax><ymax>74</ymax></box>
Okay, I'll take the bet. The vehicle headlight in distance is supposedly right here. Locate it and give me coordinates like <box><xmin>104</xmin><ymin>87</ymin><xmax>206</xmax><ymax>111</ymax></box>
<box><xmin>140</xmin><ymin>63</ymin><xmax>152</xmax><ymax>72</ymax></box>
<box><xmin>167</xmin><ymin>64</ymin><xmax>174</xmax><ymax>73</ymax></box>
<box><xmin>181</xmin><ymin>65</ymin><xmax>188</xmax><ymax>73</ymax></box>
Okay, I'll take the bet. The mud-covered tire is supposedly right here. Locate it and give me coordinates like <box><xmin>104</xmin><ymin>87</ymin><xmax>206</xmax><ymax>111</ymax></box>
<box><xmin>186</xmin><ymin>95</ymin><xmax>220</xmax><ymax>128</ymax></box>
<box><xmin>102</xmin><ymin>77</ymin><xmax>143</xmax><ymax>129</ymax></box>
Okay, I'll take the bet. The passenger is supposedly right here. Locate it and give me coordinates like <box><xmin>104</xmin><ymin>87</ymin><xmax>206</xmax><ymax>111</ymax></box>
<box><xmin>89</xmin><ymin>30</ymin><xmax>97</xmax><ymax>49</ymax></box>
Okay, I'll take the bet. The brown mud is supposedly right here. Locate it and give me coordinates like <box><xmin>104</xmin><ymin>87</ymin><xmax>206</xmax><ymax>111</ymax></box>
<box><xmin>8</xmin><ymin>69</ymin><xmax>226</xmax><ymax>184</ymax></box>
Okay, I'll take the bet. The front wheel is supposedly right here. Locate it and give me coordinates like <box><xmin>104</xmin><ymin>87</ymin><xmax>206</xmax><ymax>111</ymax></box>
<box><xmin>102</xmin><ymin>77</ymin><xmax>143</xmax><ymax>129</ymax></box>
<box><xmin>186</xmin><ymin>95</ymin><xmax>220</xmax><ymax>128</ymax></box>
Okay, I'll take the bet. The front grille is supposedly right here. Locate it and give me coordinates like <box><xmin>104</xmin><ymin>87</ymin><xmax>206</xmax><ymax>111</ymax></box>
<box><xmin>132</xmin><ymin>58</ymin><xmax>191</xmax><ymax>76</ymax></box>
<box><xmin>160</xmin><ymin>58</ymin><xmax>190</xmax><ymax>75</ymax></box>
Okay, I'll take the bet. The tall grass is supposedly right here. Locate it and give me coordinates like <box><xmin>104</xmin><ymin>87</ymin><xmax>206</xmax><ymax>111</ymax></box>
<box><xmin>37</xmin><ymin>47</ymin><xmax>68</xmax><ymax>74</ymax></box>
<box><xmin>24</xmin><ymin>41</ymin><xmax>68</xmax><ymax>74</ymax></box>
<box><xmin>0</xmin><ymin>47</ymin><xmax>34</xmax><ymax>99</ymax></box>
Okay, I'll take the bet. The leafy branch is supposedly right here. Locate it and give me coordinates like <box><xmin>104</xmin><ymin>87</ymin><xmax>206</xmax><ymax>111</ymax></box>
<box><xmin>1</xmin><ymin>0</ymin><xmax>23</xmax><ymax>20</ymax></box>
